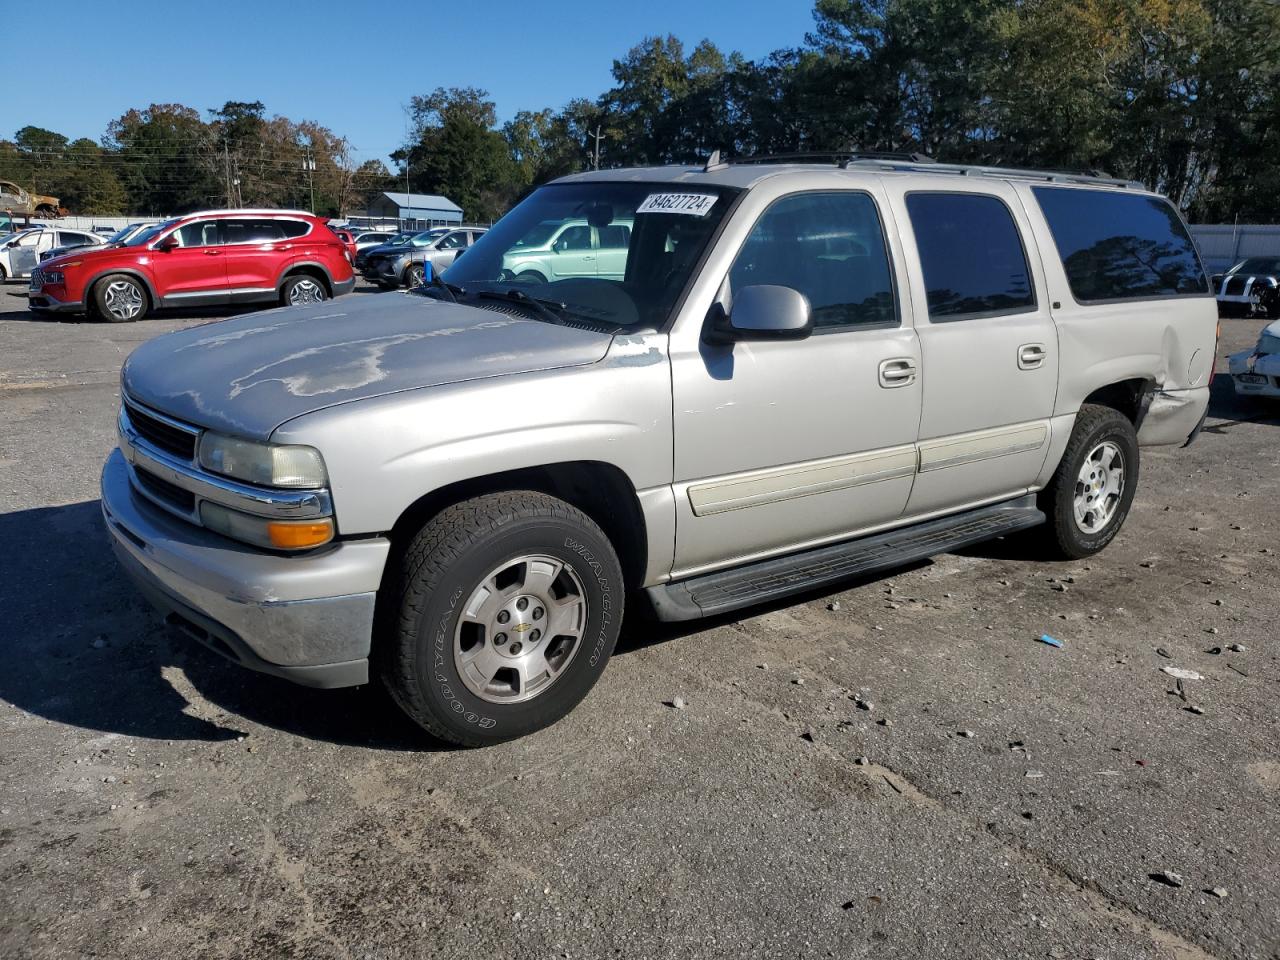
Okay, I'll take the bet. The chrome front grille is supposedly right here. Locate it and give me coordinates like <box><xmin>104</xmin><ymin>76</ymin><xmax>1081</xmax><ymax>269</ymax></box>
<box><xmin>134</xmin><ymin>466</ymin><xmax>197</xmax><ymax>513</ymax></box>
<box><xmin>123</xmin><ymin>399</ymin><xmax>199</xmax><ymax>461</ymax></box>
<box><xmin>117</xmin><ymin>397</ymin><xmax>333</xmax><ymax>529</ymax></box>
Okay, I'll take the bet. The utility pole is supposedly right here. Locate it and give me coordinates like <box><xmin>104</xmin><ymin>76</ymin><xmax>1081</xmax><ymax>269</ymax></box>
<box><xmin>589</xmin><ymin>125</ymin><xmax>605</xmax><ymax>170</ymax></box>
<box><xmin>303</xmin><ymin>145</ymin><xmax>316</xmax><ymax>213</ymax></box>
<box><xmin>224</xmin><ymin>140</ymin><xmax>232</xmax><ymax>209</ymax></box>
<box><xmin>403</xmin><ymin>158</ymin><xmax>411</xmax><ymax>231</ymax></box>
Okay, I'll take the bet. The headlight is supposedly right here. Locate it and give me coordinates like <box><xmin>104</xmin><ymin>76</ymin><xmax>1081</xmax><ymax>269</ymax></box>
<box><xmin>41</xmin><ymin>270</ymin><xmax>64</xmax><ymax>284</ymax></box>
<box><xmin>197</xmin><ymin>432</ymin><xmax>327</xmax><ymax>489</ymax></box>
<box><xmin>199</xmin><ymin>502</ymin><xmax>334</xmax><ymax>551</ymax></box>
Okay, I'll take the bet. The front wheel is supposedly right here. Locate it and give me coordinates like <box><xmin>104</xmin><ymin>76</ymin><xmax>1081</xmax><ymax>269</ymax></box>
<box><xmin>1035</xmin><ymin>404</ymin><xmax>1139</xmax><ymax>559</ymax></box>
<box><xmin>404</xmin><ymin>263</ymin><xmax>424</xmax><ymax>287</ymax></box>
<box><xmin>382</xmin><ymin>491</ymin><xmax>624</xmax><ymax>746</ymax></box>
<box><xmin>93</xmin><ymin>274</ymin><xmax>148</xmax><ymax>322</ymax></box>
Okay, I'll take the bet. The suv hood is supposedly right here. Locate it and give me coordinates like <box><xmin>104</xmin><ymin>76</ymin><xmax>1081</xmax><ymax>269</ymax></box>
<box><xmin>122</xmin><ymin>293</ymin><xmax>615</xmax><ymax>438</ymax></box>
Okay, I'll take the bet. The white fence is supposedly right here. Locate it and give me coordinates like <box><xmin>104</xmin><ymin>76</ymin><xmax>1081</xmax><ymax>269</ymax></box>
<box><xmin>1189</xmin><ymin>224</ymin><xmax>1280</xmax><ymax>274</ymax></box>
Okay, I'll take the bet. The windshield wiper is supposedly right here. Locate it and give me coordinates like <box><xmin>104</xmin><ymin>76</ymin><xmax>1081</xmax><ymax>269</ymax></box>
<box><xmin>472</xmin><ymin>288</ymin><xmax>566</xmax><ymax>325</ymax></box>
<box><xmin>420</xmin><ymin>272</ymin><xmax>462</xmax><ymax>303</ymax></box>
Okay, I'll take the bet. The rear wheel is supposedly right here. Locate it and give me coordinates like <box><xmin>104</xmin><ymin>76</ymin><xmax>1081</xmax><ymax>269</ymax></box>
<box><xmin>281</xmin><ymin>274</ymin><xmax>327</xmax><ymax>306</ymax></box>
<box><xmin>1035</xmin><ymin>404</ymin><xmax>1139</xmax><ymax>559</ymax></box>
<box><xmin>93</xmin><ymin>274</ymin><xmax>148</xmax><ymax>323</ymax></box>
<box><xmin>381</xmin><ymin>491</ymin><xmax>623</xmax><ymax>746</ymax></box>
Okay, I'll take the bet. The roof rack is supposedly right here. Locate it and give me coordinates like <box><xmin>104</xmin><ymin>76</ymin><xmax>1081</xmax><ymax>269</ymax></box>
<box><xmin>841</xmin><ymin>157</ymin><xmax>1144</xmax><ymax>189</ymax></box>
<box><xmin>696</xmin><ymin>149</ymin><xmax>1144</xmax><ymax>190</ymax></box>
<box><xmin>718</xmin><ymin>150</ymin><xmax>936</xmax><ymax>167</ymax></box>
<box><xmin>178</xmin><ymin>208</ymin><xmax>317</xmax><ymax>218</ymax></box>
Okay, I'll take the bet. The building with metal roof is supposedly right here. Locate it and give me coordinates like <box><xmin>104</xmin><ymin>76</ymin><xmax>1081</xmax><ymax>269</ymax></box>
<box><xmin>364</xmin><ymin>192</ymin><xmax>463</xmax><ymax>228</ymax></box>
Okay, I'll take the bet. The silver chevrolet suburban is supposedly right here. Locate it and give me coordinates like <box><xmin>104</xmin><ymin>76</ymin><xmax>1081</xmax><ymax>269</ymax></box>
<box><xmin>102</xmin><ymin>158</ymin><xmax>1216</xmax><ymax>745</ymax></box>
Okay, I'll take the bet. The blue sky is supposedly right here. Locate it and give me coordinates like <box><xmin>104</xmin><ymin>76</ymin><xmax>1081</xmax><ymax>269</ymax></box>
<box><xmin>13</xmin><ymin>0</ymin><xmax>819</xmax><ymax>164</ymax></box>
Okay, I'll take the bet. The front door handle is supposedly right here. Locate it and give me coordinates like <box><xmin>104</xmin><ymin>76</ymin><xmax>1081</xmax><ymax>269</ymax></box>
<box><xmin>1018</xmin><ymin>343</ymin><xmax>1048</xmax><ymax>369</ymax></box>
<box><xmin>203</xmin><ymin>249</ymin><xmax>222</xmax><ymax>256</ymax></box>
<box><xmin>879</xmin><ymin>357</ymin><xmax>917</xmax><ymax>388</ymax></box>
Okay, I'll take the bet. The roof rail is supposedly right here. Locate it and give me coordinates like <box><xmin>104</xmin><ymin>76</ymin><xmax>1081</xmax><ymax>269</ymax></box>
<box><xmin>177</xmin><ymin>208</ymin><xmax>317</xmax><ymax>218</ymax></box>
<box><xmin>705</xmin><ymin>150</ymin><xmax>937</xmax><ymax>168</ymax></box>
<box><xmin>842</xmin><ymin>158</ymin><xmax>1145</xmax><ymax>189</ymax></box>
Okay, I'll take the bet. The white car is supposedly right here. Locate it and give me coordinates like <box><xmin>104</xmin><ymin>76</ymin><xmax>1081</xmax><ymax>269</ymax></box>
<box><xmin>1227</xmin><ymin>319</ymin><xmax>1280</xmax><ymax>398</ymax></box>
<box><xmin>0</xmin><ymin>226</ymin><xmax>106</xmax><ymax>281</ymax></box>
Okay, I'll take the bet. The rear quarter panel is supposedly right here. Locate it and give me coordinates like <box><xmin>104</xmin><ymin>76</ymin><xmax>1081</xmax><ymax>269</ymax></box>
<box><xmin>1014</xmin><ymin>182</ymin><xmax>1218</xmax><ymax>411</ymax></box>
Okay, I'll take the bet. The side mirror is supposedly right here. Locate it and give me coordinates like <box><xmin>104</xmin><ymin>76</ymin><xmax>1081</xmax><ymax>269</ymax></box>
<box><xmin>156</xmin><ymin>235</ymin><xmax>178</xmax><ymax>252</ymax></box>
<box><xmin>705</xmin><ymin>285</ymin><xmax>813</xmax><ymax>344</ymax></box>
<box><xmin>551</xmin><ymin>238</ymin><xmax>566</xmax><ymax>253</ymax></box>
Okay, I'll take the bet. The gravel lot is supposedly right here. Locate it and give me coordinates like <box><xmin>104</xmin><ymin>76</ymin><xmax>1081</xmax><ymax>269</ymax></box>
<box><xmin>1</xmin><ymin>285</ymin><xmax>1277</xmax><ymax>960</ymax></box>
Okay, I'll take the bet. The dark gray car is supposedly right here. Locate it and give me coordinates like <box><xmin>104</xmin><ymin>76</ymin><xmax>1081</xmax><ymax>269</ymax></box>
<box><xmin>364</xmin><ymin>227</ymin><xmax>486</xmax><ymax>288</ymax></box>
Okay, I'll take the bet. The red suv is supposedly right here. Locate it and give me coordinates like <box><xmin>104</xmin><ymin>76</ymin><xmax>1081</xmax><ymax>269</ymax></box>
<box><xmin>28</xmin><ymin>209</ymin><xmax>355</xmax><ymax>322</ymax></box>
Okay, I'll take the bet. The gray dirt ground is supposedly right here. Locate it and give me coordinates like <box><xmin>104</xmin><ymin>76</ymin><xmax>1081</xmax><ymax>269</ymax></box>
<box><xmin>0</xmin><ymin>285</ymin><xmax>1277</xmax><ymax>960</ymax></box>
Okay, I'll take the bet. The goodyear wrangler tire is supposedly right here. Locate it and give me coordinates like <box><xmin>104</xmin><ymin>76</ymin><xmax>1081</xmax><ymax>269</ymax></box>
<box><xmin>382</xmin><ymin>491</ymin><xmax>623</xmax><ymax>746</ymax></box>
<box><xmin>1034</xmin><ymin>403</ymin><xmax>1139</xmax><ymax>560</ymax></box>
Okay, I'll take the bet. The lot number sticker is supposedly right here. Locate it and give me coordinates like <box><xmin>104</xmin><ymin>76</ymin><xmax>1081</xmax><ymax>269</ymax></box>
<box><xmin>636</xmin><ymin>193</ymin><xmax>719</xmax><ymax>216</ymax></box>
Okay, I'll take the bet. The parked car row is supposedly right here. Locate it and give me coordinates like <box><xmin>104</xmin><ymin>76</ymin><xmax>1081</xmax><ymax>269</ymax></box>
<box><xmin>0</xmin><ymin>225</ymin><xmax>107</xmax><ymax>281</ymax></box>
<box><xmin>360</xmin><ymin>226</ymin><xmax>486</xmax><ymax>288</ymax></box>
<box><xmin>25</xmin><ymin>209</ymin><xmax>355</xmax><ymax>322</ymax></box>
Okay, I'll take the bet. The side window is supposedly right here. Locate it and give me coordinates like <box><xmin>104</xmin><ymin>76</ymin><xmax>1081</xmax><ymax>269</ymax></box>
<box><xmin>1032</xmin><ymin>187</ymin><xmax>1209</xmax><ymax>302</ymax></box>
<box><xmin>438</xmin><ymin>231</ymin><xmax>467</xmax><ymax>250</ymax></box>
<box><xmin>555</xmin><ymin>225</ymin><xmax>592</xmax><ymax>252</ymax></box>
<box><xmin>598</xmin><ymin>224</ymin><xmax>631</xmax><ymax>249</ymax></box>
<box><xmin>905</xmin><ymin>193</ymin><xmax>1036</xmax><ymax>321</ymax></box>
<box><xmin>222</xmin><ymin>219</ymin><xmax>286</xmax><ymax>244</ymax></box>
<box><xmin>280</xmin><ymin>220</ymin><xmax>311</xmax><ymax>239</ymax></box>
<box><xmin>729</xmin><ymin>191</ymin><xmax>896</xmax><ymax>329</ymax></box>
<box><xmin>175</xmin><ymin>221</ymin><xmax>219</xmax><ymax>247</ymax></box>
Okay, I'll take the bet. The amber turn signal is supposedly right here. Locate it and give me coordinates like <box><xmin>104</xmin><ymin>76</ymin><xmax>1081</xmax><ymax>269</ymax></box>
<box><xmin>266</xmin><ymin>519</ymin><xmax>334</xmax><ymax>549</ymax></box>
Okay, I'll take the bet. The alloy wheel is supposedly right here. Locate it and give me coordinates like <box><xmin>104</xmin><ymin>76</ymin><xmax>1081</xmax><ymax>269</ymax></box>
<box><xmin>453</xmin><ymin>554</ymin><xmax>588</xmax><ymax>704</ymax></box>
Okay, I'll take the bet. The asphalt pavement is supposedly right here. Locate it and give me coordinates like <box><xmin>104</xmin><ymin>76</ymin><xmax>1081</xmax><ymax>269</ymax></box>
<box><xmin>1</xmin><ymin>285</ymin><xmax>1277</xmax><ymax>960</ymax></box>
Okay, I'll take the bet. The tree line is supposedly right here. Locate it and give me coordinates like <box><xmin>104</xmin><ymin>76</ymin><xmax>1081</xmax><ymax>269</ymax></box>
<box><xmin>3</xmin><ymin>0</ymin><xmax>1277</xmax><ymax>223</ymax></box>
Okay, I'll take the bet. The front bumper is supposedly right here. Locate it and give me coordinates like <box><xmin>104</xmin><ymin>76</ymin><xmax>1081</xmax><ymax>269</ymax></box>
<box><xmin>1135</xmin><ymin>385</ymin><xmax>1211</xmax><ymax>446</ymax></box>
<box><xmin>1227</xmin><ymin>349</ymin><xmax>1280</xmax><ymax>398</ymax></box>
<box><xmin>101</xmin><ymin>449</ymin><xmax>390</xmax><ymax>688</ymax></box>
<box><xmin>27</xmin><ymin>289</ymin><xmax>82</xmax><ymax>313</ymax></box>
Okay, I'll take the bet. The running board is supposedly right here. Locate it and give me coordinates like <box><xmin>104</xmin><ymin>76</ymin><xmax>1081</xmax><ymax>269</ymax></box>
<box><xmin>646</xmin><ymin>495</ymin><xmax>1044</xmax><ymax>622</ymax></box>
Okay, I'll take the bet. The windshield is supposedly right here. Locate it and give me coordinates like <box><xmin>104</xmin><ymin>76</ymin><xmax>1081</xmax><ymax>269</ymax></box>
<box><xmin>411</xmin><ymin>228</ymin><xmax>449</xmax><ymax>246</ymax></box>
<box><xmin>444</xmin><ymin>181</ymin><xmax>740</xmax><ymax>328</ymax></box>
<box><xmin>1232</xmin><ymin>258</ymin><xmax>1280</xmax><ymax>276</ymax></box>
<box><xmin>106</xmin><ymin>223</ymin><xmax>148</xmax><ymax>244</ymax></box>
<box><xmin>128</xmin><ymin>221</ymin><xmax>175</xmax><ymax>247</ymax></box>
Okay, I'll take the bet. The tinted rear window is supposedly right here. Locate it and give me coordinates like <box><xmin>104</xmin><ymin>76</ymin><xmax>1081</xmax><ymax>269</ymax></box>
<box><xmin>905</xmin><ymin>193</ymin><xmax>1035</xmax><ymax>320</ymax></box>
<box><xmin>1032</xmin><ymin>187</ymin><xmax>1208</xmax><ymax>302</ymax></box>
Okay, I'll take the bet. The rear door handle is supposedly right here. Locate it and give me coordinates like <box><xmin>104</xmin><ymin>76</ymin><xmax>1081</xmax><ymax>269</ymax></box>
<box><xmin>879</xmin><ymin>357</ymin><xmax>917</xmax><ymax>388</ymax></box>
<box><xmin>203</xmin><ymin>249</ymin><xmax>222</xmax><ymax>256</ymax></box>
<box><xmin>1018</xmin><ymin>343</ymin><xmax>1047</xmax><ymax>369</ymax></box>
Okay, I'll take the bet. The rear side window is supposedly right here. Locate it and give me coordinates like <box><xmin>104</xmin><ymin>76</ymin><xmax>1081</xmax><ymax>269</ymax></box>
<box><xmin>281</xmin><ymin>220</ymin><xmax>311</xmax><ymax>239</ymax></box>
<box><xmin>1032</xmin><ymin>187</ymin><xmax>1209</xmax><ymax>302</ymax></box>
<box><xmin>730</xmin><ymin>191</ymin><xmax>896</xmax><ymax>329</ymax></box>
<box><xmin>598</xmin><ymin>224</ymin><xmax>630</xmax><ymax>249</ymax></box>
<box><xmin>905</xmin><ymin>193</ymin><xmax>1035</xmax><ymax>321</ymax></box>
<box><xmin>222</xmin><ymin>219</ymin><xmax>287</xmax><ymax>244</ymax></box>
